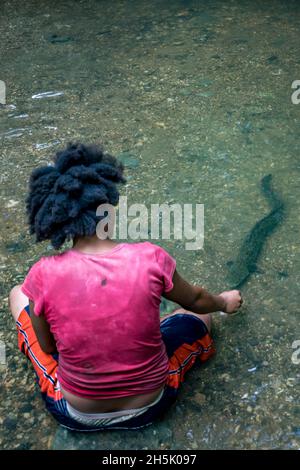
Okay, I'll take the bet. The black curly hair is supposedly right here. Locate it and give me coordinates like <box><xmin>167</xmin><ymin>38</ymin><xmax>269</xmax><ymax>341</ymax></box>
<box><xmin>26</xmin><ymin>142</ymin><xmax>126</xmax><ymax>249</ymax></box>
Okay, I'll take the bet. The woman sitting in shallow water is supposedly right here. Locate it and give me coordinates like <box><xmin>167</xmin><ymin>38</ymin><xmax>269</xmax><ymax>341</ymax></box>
<box><xmin>9</xmin><ymin>143</ymin><xmax>242</xmax><ymax>431</ymax></box>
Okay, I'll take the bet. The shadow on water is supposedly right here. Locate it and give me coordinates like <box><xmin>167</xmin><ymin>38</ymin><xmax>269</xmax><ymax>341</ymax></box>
<box><xmin>227</xmin><ymin>174</ymin><xmax>284</xmax><ymax>290</ymax></box>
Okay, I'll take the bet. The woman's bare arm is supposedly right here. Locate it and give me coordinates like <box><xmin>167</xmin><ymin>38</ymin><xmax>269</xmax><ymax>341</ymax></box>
<box><xmin>163</xmin><ymin>270</ymin><xmax>242</xmax><ymax>314</ymax></box>
<box><xmin>29</xmin><ymin>300</ymin><xmax>57</xmax><ymax>354</ymax></box>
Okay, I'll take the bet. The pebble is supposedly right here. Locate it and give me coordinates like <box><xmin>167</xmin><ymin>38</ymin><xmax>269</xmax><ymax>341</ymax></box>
<box><xmin>34</xmin><ymin>140</ymin><xmax>60</xmax><ymax>150</ymax></box>
<box><xmin>196</xmin><ymin>91</ymin><xmax>214</xmax><ymax>97</ymax></box>
<box><xmin>5</xmin><ymin>200</ymin><xmax>19</xmax><ymax>208</ymax></box>
<box><xmin>193</xmin><ymin>392</ymin><xmax>206</xmax><ymax>405</ymax></box>
<box><xmin>286</xmin><ymin>378</ymin><xmax>295</xmax><ymax>387</ymax></box>
<box><xmin>154</xmin><ymin>121</ymin><xmax>167</xmax><ymax>128</ymax></box>
<box><xmin>3</xmin><ymin>416</ymin><xmax>17</xmax><ymax>430</ymax></box>
<box><xmin>46</xmin><ymin>34</ymin><xmax>74</xmax><ymax>44</ymax></box>
<box><xmin>12</xmin><ymin>114</ymin><xmax>29</xmax><ymax>119</ymax></box>
<box><xmin>266</xmin><ymin>55</ymin><xmax>279</xmax><ymax>64</ymax></box>
<box><xmin>220</xmin><ymin>373</ymin><xmax>231</xmax><ymax>382</ymax></box>
<box><xmin>32</xmin><ymin>91</ymin><xmax>64</xmax><ymax>99</ymax></box>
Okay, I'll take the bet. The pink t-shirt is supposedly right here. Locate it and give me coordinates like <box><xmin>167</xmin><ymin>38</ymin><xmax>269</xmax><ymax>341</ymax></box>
<box><xmin>21</xmin><ymin>242</ymin><xmax>176</xmax><ymax>399</ymax></box>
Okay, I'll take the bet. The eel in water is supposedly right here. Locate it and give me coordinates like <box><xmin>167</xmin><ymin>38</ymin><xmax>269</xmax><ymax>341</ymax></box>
<box><xmin>227</xmin><ymin>174</ymin><xmax>284</xmax><ymax>289</ymax></box>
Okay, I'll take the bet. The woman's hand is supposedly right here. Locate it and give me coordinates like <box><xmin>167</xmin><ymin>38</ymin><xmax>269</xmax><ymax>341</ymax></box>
<box><xmin>218</xmin><ymin>290</ymin><xmax>243</xmax><ymax>314</ymax></box>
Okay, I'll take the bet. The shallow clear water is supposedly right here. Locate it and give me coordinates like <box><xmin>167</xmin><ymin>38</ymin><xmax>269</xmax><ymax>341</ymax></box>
<box><xmin>1</xmin><ymin>0</ymin><xmax>299</xmax><ymax>450</ymax></box>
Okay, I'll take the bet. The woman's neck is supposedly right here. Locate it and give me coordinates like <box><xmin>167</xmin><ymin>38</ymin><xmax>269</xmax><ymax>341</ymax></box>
<box><xmin>72</xmin><ymin>235</ymin><xmax>119</xmax><ymax>254</ymax></box>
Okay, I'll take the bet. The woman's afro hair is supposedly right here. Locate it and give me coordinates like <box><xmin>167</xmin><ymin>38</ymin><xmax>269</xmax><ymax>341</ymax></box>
<box><xmin>26</xmin><ymin>142</ymin><xmax>126</xmax><ymax>249</ymax></box>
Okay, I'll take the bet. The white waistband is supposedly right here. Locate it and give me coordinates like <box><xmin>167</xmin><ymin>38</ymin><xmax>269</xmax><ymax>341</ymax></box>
<box><xmin>66</xmin><ymin>388</ymin><xmax>165</xmax><ymax>426</ymax></box>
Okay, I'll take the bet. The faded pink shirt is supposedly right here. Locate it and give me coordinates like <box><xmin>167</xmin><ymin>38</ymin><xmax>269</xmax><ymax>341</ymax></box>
<box><xmin>21</xmin><ymin>242</ymin><xmax>176</xmax><ymax>399</ymax></box>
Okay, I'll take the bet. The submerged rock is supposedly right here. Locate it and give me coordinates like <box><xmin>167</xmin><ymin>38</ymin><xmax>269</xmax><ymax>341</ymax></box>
<box><xmin>46</xmin><ymin>34</ymin><xmax>74</xmax><ymax>44</ymax></box>
<box><xmin>193</xmin><ymin>392</ymin><xmax>206</xmax><ymax>406</ymax></box>
<box><xmin>117</xmin><ymin>152</ymin><xmax>140</xmax><ymax>169</ymax></box>
<box><xmin>266</xmin><ymin>55</ymin><xmax>279</xmax><ymax>64</ymax></box>
<box><xmin>5</xmin><ymin>241</ymin><xmax>28</xmax><ymax>254</ymax></box>
<box><xmin>3</xmin><ymin>416</ymin><xmax>17</xmax><ymax>431</ymax></box>
<box><xmin>277</xmin><ymin>270</ymin><xmax>288</xmax><ymax>278</ymax></box>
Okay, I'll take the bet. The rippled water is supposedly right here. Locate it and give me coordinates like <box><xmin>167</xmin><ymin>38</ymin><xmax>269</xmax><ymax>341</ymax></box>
<box><xmin>0</xmin><ymin>0</ymin><xmax>299</xmax><ymax>450</ymax></box>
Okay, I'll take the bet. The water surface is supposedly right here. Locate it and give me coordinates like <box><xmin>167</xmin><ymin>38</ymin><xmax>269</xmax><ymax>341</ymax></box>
<box><xmin>0</xmin><ymin>0</ymin><xmax>299</xmax><ymax>450</ymax></box>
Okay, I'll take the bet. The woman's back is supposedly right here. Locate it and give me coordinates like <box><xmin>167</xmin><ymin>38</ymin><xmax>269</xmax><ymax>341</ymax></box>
<box><xmin>21</xmin><ymin>241</ymin><xmax>176</xmax><ymax>401</ymax></box>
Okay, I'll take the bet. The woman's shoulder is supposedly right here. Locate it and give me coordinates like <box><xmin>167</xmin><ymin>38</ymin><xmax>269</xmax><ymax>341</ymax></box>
<box><xmin>29</xmin><ymin>250</ymin><xmax>71</xmax><ymax>270</ymax></box>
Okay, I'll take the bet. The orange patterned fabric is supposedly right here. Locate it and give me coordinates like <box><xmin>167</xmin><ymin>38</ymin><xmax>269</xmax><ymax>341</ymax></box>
<box><xmin>16</xmin><ymin>308</ymin><xmax>63</xmax><ymax>401</ymax></box>
<box><xmin>166</xmin><ymin>334</ymin><xmax>216</xmax><ymax>389</ymax></box>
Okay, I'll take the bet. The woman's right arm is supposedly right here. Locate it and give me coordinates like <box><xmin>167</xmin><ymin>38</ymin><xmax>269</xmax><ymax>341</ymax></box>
<box><xmin>29</xmin><ymin>300</ymin><xmax>58</xmax><ymax>354</ymax></box>
<box><xmin>163</xmin><ymin>270</ymin><xmax>243</xmax><ymax>314</ymax></box>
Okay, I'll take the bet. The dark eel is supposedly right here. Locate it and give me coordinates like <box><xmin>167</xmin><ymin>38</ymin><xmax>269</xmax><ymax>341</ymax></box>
<box><xmin>227</xmin><ymin>174</ymin><xmax>284</xmax><ymax>289</ymax></box>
